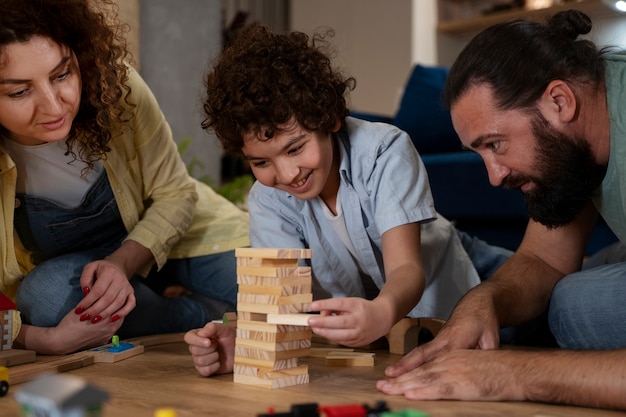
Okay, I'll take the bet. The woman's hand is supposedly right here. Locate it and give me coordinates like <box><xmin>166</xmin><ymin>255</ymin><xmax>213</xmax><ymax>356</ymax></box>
<box><xmin>75</xmin><ymin>258</ymin><xmax>136</xmax><ymax>324</ymax></box>
<box><xmin>75</xmin><ymin>240</ymin><xmax>153</xmax><ymax>324</ymax></box>
<box><xmin>16</xmin><ymin>309</ymin><xmax>124</xmax><ymax>355</ymax></box>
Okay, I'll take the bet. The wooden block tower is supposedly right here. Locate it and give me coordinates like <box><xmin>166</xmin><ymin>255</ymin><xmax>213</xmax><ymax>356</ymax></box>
<box><xmin>234</xmin><ymin>247</ymin><xmax>313</xmax><ymax>389</ymax></box>
<box><xmin>0</xmin><ymin>293</ymin><xmax>16</xmax><ymax>351</ymax></box>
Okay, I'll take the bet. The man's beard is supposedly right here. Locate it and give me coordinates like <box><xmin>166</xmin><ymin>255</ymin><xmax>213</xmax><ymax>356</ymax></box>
<box><xmin>502</xmin><ymin>111</ymin><xmax>606</xmax><ymax>229</ymax></box>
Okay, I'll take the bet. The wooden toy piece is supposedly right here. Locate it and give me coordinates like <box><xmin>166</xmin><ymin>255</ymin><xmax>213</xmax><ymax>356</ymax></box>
<box><xmin>0</xmin><ymin>292</ymin><xmax>17</xmax><ymax>351</ymax></box>
<box><xmin>0</xmin><ymin>348</ymin><xmax>36</xmax><ymax>367</ymax></box>
<box><xmin>385</xmin><ymin>317</ymin><xmax>446</xmax><ymax>355</ymax></box>
<box><xmin>223</xmin><ymin>312</ymin><xmax>238</xmax><ymax>328</ymax></box>
<box><xmin>91</xmin><ymin>341</ymin><xmax>145</xmax><ymax>364</ymax></box>
<box><xmin>308</xmin><ymin>347</ymin><xmax>355</xmax><ymax>358</ymax></box>
<box><xmin>234</xmin><ymin>247</ymin><xmax>313</xmax><ymax>389</ymax></box>
<box><xmin>325</xmin><ymin>352</ymin><xmax>375</xmax><ymax>367</ymax></box>
<box><xmin>266</xmin><ymin>313</ymin><xmax>316</xmax><ymax>327</ymax></box>
<box><xmin>8</xmin><ymin>333</ymin><xmax>185</xmax><ymax>385</ymax></box>
<box><xmin>233</xmin><ymin>364</ymin><xmax>309</xmax><ymax>389</ymax></box>
<box><xmin>235</xmin><ymin>247</ymin><xmax>312</xmax><ymax>260</ymax></box>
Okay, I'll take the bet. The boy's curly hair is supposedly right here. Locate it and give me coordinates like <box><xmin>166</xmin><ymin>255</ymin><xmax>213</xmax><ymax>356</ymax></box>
<box><xmin>202</xmin><ymin>24</ymin><xmax>356</xmax><ymax>156</ymax></box>
<box><xmin>0</xmin><ymin>0</ymin><xmax>132</xmax><ymax>169</ymax></box>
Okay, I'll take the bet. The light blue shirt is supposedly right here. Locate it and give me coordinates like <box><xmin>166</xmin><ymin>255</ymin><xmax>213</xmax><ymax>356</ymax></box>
<box><xmin>248</xmin><ymin>117</ymin><xmax>480</xmax><ymax>319</ymax></box>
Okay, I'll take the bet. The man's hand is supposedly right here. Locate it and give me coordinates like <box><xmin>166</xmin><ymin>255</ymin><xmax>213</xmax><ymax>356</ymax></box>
<box><xmin>377</xmin><ymin>349</ymin><xmax>525</xmax><ymax>401</ymax></box>
<box><xmin>184</xmin><ymin>323</ymin><xmax>236</xmax><ymax>376</ymax></box>
<box><xmin>384</xmin><ymin>305</ymin><xmax>500</xmax><ymax>377</ymax></box>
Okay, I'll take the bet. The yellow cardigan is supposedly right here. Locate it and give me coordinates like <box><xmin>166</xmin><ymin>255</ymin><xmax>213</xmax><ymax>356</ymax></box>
<box><xmin>0</xmin><ymin>67</ymin><xmax>249</xmax><ymax>339</ymax></box>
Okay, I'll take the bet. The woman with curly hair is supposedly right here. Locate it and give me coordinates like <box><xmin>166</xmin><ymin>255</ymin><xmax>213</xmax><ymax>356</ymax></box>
<box><xmin>0</xmin><ymin>0</ymin><xmax>249</xmax><ymax>354</ymax></box>
<box><xmin>185</xmin><ymin>24</ymin><xmax>516</xmax><ymax>377</ymax></box>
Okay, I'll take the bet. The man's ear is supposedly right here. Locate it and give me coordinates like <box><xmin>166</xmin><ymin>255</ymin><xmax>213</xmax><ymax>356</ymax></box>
<box><xmin>540</xmin><ymin>80</ymin><xmax>578</xmax><ymax>123</ymax></box>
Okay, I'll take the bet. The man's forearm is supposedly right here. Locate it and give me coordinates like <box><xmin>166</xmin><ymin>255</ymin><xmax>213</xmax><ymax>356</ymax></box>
<box><xmin>473</xmin><ymin>251</ymin><xmax>564</xmax><ymax>327</ymax></box>
<box><xmin>518</xmin><ymin>349</ymin><xmax>626</xmax><ymax>410</ymax></box>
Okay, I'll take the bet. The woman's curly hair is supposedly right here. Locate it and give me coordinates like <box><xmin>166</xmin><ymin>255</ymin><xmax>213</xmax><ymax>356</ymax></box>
<box><xmin>202</xmin><ymin>24</ymin><xmax>356</xmax><ymax>156</ymax></box>
<box><xmin>0</xmin><ymin>0</ymin><xmax>132</xmax><ymax>168</ymax></box>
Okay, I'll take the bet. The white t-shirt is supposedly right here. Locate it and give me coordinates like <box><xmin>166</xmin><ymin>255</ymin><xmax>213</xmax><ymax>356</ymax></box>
<box><xmin>3</xmin><ymin>139</ymin><xmax>103</xmax><ymax>208</ymax></box>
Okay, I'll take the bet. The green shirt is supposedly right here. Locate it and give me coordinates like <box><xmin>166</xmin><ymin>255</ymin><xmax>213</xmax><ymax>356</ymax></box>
<box><xmin>592</xmin><ymin>52</ymin><xmax>626</xmax><ymax>243</ymax></box>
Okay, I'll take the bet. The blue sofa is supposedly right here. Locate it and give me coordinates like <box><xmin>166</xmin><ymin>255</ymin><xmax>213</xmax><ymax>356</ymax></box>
<box><xmin>351</xmin><ymin>65</ymin><xmax>616</xmax><ymax>254</ymax></box>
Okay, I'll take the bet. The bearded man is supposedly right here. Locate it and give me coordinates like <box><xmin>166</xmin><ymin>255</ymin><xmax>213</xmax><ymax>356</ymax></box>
<box><xmin>377</xmin><ymin>9</ymin><xmax>626</xmax><ymax>411</ymax></box>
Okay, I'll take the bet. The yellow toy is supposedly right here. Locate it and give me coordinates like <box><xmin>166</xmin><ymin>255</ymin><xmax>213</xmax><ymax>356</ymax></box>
<box><xmin>0</xmin><ymin>366</ymin><xmax>9</xmax><ymax>397</ymax></box>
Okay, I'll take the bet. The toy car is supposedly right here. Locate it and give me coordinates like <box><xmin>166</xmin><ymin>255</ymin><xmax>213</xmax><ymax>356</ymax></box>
<box><xmin>0</xmin><ymin>366</ymin><xmax>9</xmax><ymax>397</ymax></box>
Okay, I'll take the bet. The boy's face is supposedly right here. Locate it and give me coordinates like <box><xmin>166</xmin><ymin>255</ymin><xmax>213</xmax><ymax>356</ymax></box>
<box><xmin>242</xmin><ymin>118</ymin><xmax>338</xmax><ymax>201</ymax></box>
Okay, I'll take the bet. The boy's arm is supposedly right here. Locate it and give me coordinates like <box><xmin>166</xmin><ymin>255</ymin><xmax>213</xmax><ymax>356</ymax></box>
<box><xmin>308</xmin><ymin>222</ymin><xmax>424</xmax><ymax>346</ymax></box>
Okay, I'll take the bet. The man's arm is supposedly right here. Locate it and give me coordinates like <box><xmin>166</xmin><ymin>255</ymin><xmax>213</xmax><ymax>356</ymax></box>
<box><xmin>487</xmin><ymin>201</ymin><xmax>597</xmax><ymax>327</ymax></box>
<box><xmin>378</xmin><ymin>347</ymin><xmax>626</xmax><ymax>410</ymax></box>
<box><xmin>384</xmin><ymin>203</ymin><xmax>599</xmax><ymax>373</ymax></box>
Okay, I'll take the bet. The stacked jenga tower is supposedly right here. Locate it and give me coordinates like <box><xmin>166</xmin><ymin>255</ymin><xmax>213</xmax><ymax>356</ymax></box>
<box><xmin>233</xmin><ymin>247</ymin><xmax>313</xmax><ymax>389</ymax></box>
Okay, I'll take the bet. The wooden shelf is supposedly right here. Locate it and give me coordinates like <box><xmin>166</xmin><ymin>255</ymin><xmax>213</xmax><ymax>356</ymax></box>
<box><xmin>437</xmin><ymin>0</ymin><xmax>620</xmax><ymax>35</ymax></box>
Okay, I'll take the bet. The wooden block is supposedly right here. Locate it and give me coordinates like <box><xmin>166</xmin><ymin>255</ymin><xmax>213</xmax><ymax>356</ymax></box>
<box><xmin>266</xmin><ymin>313</ymin><xmax>316</xmax><ymax>326</ymax></box>
<box><xmin>234</xmin><ymin>346</ymin><xmax>310</xmax><ymax>362</ymax></box>
<box><xmin>235</xmin><ymin>247</ymin><xmax>312</xmax><ymax>260</ymax></box>
<box><xmin>385</xmin><ymin>317</ymin><xmax>446</xmax><ymax>355</ymax></box>
<box><xmin>233</xmin><ymin>372</ymin><xmax>309</xmax><ymax>389</ymax></box>
<box><xmin>237</xmin><ymin>319</ymin><xmax>308</xmax><ymax>334</ymax></box>
<box><xmin>0</xmin><ymin>349</ymin><xmax>36</xmax><ymax>366</ymax></box>
<box><xmin>233</xmin><ymin>356</ymin><xmax>299</xmax><ymax>370</ymax></box>
<box><xmin>236</xmin><ymin>265</ymin><xmax>311</xmax><ymax>278</ymax></box>
<box><xmin>308</xmin><ymin>347</ymin><xmax>355</xmax><ymax>358</ymax></box>
<box><xmin>236</xmin><ymin>328</ymin><xmax>312</xmax><ymax>343</ymax></box>
<box><xmin>9</xmin><ymin>353</ymin><xmax>96</xmax><ymax>385</ymax></box>
<box><xmin>237</xmin><ymin>257</ymin><xmax>298</xmax><ymax>267</ymax></box>
<box><xmin>235</xmin><ymin>337</ymin><xmax>311</xmax><ymax>352</ymax></box>
<box><xmin>419</xmin><ymin>317</ymin><xmax>446</xmax><ymax>338</ymax></box>
<box><xmin>237</xmin><ymin>302</ymin><xmax>310</xmax><ymax>315</ymax></box>
<box><xmin>236</xmin><ymin>312</ymin><xmax>268</xmax><ymax>322</ymax></box>
<box><xmin>237</xmin><ymin>293</ymin><xmax>313</xmax><ymax>306</ymax></box>
<box><xmin>237</xmin><ymin>283</ymin><xmax>312</xmax><ymax>296</ymax></box>
<box><xmin>237</xmin><ymin>275</ymin><xmax>311</xmax><ymax>287</ymax></box>
<box><xmin>325</xmin><ymin>352</ymin><xmax>375</xmax><ymax>367</ymax></box>
<box><xmin>92</xmin><ymin>344</ymin><xmax>145</xmax><ymax>363</ymax></box>
<box><xmin>234</xmin><ymin>364</ymin><xmax>308</xmax><ymax>379</ymax></box>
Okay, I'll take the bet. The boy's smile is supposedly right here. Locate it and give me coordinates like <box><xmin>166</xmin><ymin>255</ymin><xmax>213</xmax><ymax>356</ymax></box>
<box><xmin>242</xmin><ymin>118</ymin><xmax>340</xmax><ymax>208</ymax></box>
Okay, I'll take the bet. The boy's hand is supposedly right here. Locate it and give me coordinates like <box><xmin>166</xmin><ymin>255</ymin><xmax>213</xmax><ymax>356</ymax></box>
<box><xmin>184</xmin><ymin>322</ymin><xmax>236</xmax><ymax>376</ymax></box>
<box><xmin>307</xmin><ymin>297</ymin><xmax>393</xmax><ymax>347</ymax></box>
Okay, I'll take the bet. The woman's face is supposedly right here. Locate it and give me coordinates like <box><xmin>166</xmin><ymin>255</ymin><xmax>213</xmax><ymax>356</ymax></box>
<box><xmin>0</xmin><ymin>35</ymin><xmax>81</xmax><ymax>146</ymax></box>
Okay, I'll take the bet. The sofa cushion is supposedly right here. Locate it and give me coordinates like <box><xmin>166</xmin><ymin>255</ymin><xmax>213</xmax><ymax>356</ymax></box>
<box><xmin>393</xmin><ymin>65</ymin><xmax>464</xmax><ymax>154</ymax></box>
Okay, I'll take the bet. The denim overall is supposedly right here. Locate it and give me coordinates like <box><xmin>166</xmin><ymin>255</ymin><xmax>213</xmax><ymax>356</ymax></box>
<box><xmin>14</xmin><ymin>171</ymin><xmax>236</xmax><ymax>338</ymax></box>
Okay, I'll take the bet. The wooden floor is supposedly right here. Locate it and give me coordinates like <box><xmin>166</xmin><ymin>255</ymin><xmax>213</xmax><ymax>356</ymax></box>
<box><xmin>2</xmin><ymin>336</ymin><xmax>624</xmax><ymax>417</ymax></box>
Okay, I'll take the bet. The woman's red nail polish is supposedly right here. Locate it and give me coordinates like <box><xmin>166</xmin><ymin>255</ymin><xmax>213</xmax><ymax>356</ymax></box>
<box><xmin>110</xmin><ymin>314</ymin><xmax>120</xmax><ymax>322</ymax></box>
<box><xmin>91</xmin><ymin>316</ymin><xmax>102</xmax><ymax>324</ymax></box>
<box><xmin>82</xmin><ymin>287</ymin><xmax>90</xmax><ymax>296</ymax></box>
<box><xmin>74</xmin><ymin>306</ymin><xmax>85</xmax><ymax>314</ymax></box>
<box><xmin>80</xmin><ymin>313</ymin><xmax>91</xmax><ymax>322</ymax></box>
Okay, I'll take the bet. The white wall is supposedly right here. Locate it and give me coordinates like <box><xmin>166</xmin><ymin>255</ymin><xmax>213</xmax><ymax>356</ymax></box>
<box><xmin>291</xmin><ymin>0</ymin><xmax>626</xmax><ymax>116</ymax></box>
<box><xmin>290</xmin><ymin>0</ymin><xmax>414</xmax><ymax>116</ymax></box>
